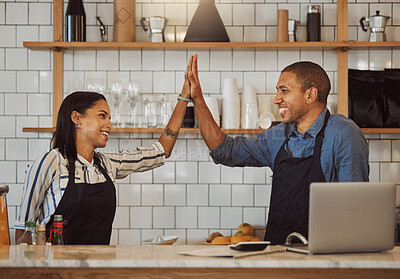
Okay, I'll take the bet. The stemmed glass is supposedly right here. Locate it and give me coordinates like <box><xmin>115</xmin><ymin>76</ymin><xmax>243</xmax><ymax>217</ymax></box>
<box><xmin>111</xmin><ymin>81</ymin><xmax>123</xmax><ymax>127</ymax></box>
<box><xmin>127</xmin><ymin>82</ymin><xmax>140</xmax><ymax>127</ymax></box>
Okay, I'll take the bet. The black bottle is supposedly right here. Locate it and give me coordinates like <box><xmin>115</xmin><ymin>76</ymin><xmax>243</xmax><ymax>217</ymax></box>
<box><xmin>184</xmin><ymin>0</ymin><xmax>229</xmax><ymax>42</ymax></box>
<box><xmin>307</xmin><ymin>5</ymin><xmax>321</xmax><ymax>42</ymax></box>
<box><xmin>65</xmin><ymin>0</ymin><xmax>86</xmax><ymax>42</ymax></box>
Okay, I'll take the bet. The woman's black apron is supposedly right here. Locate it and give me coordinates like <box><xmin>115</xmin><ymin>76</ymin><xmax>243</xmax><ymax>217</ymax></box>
<box><xmin>46</xmin><ymin>154</ymin><xmax>116</xmax><ymax>244</ymax></box>
<box><xmin>264</xmin><ymin>111</ymin><xmax>330</xmax><ymax>244</ymax></box>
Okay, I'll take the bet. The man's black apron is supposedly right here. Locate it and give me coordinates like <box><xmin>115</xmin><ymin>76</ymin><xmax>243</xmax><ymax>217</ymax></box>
<box><xmin>46</xmin><ymin>154</ymin><xmax>116</xmax><ymax>244</ymax></box>
<box><xmin>264</xmin><ymin>111</ymin><xmax>330</xmax><ymax>244</ymax></box>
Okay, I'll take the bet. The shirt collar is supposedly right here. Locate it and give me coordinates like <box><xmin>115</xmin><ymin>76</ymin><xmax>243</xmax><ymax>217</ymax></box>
<box><xmin>290</xmin><ymin>108</ymin><xmax>328</xmax><ymax>138</ymax></box>
<box><xmin>77</xmin><ymin>153</ymin><xmax>94</xmax><ymax>167</ymax></box>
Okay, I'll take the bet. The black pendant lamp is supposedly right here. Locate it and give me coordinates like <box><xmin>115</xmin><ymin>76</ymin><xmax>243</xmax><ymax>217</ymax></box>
<box><xmin>184</xmin><ymin>0</ymin><xmax>230</xmax><ymax>42</ymax></box>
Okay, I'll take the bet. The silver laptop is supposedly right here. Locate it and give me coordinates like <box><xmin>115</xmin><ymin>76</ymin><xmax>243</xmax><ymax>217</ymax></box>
<box><xmin>284</xmin><ymin>182</ymin><xmax>396</xmax><ymax>255</ymax></box>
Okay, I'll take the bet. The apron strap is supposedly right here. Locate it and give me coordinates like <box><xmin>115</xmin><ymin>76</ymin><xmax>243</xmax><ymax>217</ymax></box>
<box><xmin>313</xmin><ymin>109</ymin><xmax>331</xmax><ymax>156</ymax></box>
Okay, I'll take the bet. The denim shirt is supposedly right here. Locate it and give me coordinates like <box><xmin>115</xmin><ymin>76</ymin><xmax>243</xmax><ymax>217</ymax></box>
<box><xmin>210</xmin><ymin>108</ymin><xmax>369</xmax><ymax>182</ymax></box>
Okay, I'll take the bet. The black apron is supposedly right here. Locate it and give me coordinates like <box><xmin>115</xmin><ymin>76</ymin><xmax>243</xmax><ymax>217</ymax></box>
<box><xmin>264</xmin><ymin>111</ymin><xmax>330</xmax><ymax>244</ymax></box>
<box><xmin>46</xmin><ymin>154</ymin><xmax>116</xmax><ymax>244</ymax></box>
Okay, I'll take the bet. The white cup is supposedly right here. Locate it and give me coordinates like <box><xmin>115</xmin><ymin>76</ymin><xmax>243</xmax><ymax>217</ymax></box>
<box><xmin>222</xmin><ymin>99</ymin><xmax>240</xmax><ymax>129</ymax></box>
<box><xmin>204</xmin><ymin>96</ymin><xmax>220</xmax><ymax>126</ymax></box>
<box><xmin>223</xmin><ymin>78</ymin><xmax>239</xmax><ymax>100</ymax></box>
<box><xmin>243</xmin><ymin>85</ymin><xmax>257</xmax><ymax>104</ymax></box>
<box><xmin>241</xmin><ymin>103</ymin><xmax>259</xmax><ymax>129</ymax></box>
<box><xmin>258</xmin><ymin>112</ymin><xmax>275</xmax><ymax>129</ymax></box>
<box><xmin>258</xmin><ymin>95</ymin><xmax>274</xmax><ymax>115</ymax></box>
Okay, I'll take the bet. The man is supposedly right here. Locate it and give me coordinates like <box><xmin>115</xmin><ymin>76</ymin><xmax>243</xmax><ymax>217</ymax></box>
<box><xmin>187</xmin><ymin>55</ymin><xmax>369</xmax><ymax>244</ymax></box>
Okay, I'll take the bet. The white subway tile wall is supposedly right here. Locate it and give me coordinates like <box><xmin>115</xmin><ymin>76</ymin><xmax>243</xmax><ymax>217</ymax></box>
<box><xmin>1</xmin><ymin>0</ymin><xmax>400</xmax><ymax>246</ymax></box>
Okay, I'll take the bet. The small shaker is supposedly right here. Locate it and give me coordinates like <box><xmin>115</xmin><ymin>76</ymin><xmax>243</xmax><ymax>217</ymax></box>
<box><xmin>307</xmin><ymin>5</ymin><xmax>321</xmax><ymax>42</ymax></box>
<box><xmin>288</xmin><ymin>19</ymin><xmax>297</xmax><ymax>42</ymax></box>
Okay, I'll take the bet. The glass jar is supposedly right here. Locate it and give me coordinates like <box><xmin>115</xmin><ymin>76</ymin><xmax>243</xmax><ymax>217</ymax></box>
<box><xmin>36</xmin><ymin>224</ymin><xmax>47</xmax><ymax>245</ymax></box>
<box><xmin>16</xmin><ymin>221</ymin><xmax>36</xmax><ymax>245</ymax></box>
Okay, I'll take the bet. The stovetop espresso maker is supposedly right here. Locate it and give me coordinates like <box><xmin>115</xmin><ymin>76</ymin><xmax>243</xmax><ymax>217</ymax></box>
<box><xmin>140</xmin><ymin>16</ymin><xmax>166</xmax><ymax>42</ymax></box>
<box><xmin>360</xmin><ymin>10</ymin><xmax>390</xmax><ymax>42</ymax></box>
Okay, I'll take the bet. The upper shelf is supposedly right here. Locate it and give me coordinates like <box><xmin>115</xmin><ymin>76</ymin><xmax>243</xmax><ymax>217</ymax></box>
<box><xmin>23</xmin><ymin>41</ymin><xmax>400</xmax><ymax>51</ymax></box>
<box><xmin>23</xmin><ymin>41</ymin><xmax>347</xmax><ymax>51</ymax></box>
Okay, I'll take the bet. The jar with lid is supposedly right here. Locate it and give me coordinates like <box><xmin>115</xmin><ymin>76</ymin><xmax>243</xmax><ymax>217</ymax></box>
<box><xmin>16</xmin><ymin>221</ymin><xmax>36</xmax><ymax>245</ymax></box>
<box><xmin>36</xmin><ymin>224</ymin><xmax>46</xmax><ymax>245</ymax></box>
<box><xmin>307</xmin><ymin>5</ymin><xmax>321</xmax><ymax>41</ymax></box>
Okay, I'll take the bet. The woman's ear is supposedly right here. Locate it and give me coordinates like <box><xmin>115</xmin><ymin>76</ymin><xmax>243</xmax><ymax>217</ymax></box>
<box><xmin>71</xmin><ymin>111</ymin><xmax>81</xmax><ymax>126</ymax></box>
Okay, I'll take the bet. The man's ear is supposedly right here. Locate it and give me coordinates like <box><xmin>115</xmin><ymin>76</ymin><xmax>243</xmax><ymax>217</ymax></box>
<box><xmin>305</xmin><ymin>87</ymin><xmax>318</xmax><ymax>104</ymax></box>
<box><xmin>71</xmin><ymin>111</ymin><xmax>80</xmax><ymax>125</ymax></box>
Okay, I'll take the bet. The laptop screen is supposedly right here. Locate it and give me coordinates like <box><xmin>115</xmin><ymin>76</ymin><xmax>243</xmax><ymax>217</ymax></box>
<box><xmin>307</xmin><ymin>182</ymin><xmax>396</xmax><ymax>254</ymax></box>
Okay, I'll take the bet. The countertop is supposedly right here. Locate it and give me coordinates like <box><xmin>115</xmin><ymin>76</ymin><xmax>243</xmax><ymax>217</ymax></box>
<box><xmin>0</xmin><ymin>245</ymin><xmax>399</xmax><ymax>268</ymax></box>
<box><xmin>1</xmin><ymin>245</ymin><xmax>400</xmax><ymax>279</ymax></box>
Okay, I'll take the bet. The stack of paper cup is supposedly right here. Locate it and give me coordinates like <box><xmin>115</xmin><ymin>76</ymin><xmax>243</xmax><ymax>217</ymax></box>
<box><xmin>257</xmin><ymin>95</ymin><xmax>275</xmax><ymax>129</ymax></box>
<box><xmin>222</xmin><ymin>78</ymin><xmax>240</xmax><ymax>129</ymax></box>
<box><xmin>204</xmin><ymin>96</ymin><xmax>220</xmax><ymax>126</ymax></box>
<box><xmin>241</xmin><ymin>85</ymin><xmax>259</xmax><ymax>129</ymax></box>
<box><xmin>326</xmin><ymin>95</ymin><xmax>337</xmax><ymax>114</ymax></box>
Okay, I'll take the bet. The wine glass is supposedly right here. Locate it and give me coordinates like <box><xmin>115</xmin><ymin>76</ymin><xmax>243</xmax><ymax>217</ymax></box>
<box><xmin>86</xmin><ymin>78</ymin><xmax>106</xmax><ymax>94</ymax></box>
<box><xmin>111</xmin><ymin>81</ymin><xmax>123</xmax><ymax>127</ymax></box>
<box><xmin>127</xmin><ymin>82</ymin><xmax>140</xmax><ymax>127</ymax></box>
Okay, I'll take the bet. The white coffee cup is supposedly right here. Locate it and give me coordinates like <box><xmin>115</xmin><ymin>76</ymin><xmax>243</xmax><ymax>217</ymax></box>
<box><xmin>223</xmin><ymin>78</ymin><xmax>239</xmax><ymax>100</ymax></box>
<box><xmin>222</xmin><ymin>99</ymin><xmax>240</xmax><ymax>129</ymax></box>
<box><xmin>243</xmin><ymin>85</ymin><xmax>257</xmax><ymax>104</ymax></box>
<box><xmin>241</xmin><ymin>103</ymin><xmax>259</xmax><ymax>129</ymax></box>
<box><xmin>258</xmin><ymin>112</ymin><xmax>275</xmax><ymax>129</ymax></box>
<box><xmin>204</xmin><ymin>96</ymin><xmax>220</xmax><ymax>126</ymax></box>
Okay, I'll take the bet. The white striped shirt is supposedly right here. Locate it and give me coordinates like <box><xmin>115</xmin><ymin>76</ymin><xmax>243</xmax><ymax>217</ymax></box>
<box><xmin>15</xmin><ymin>142</ymin><xmax>165</xmax><ymax>229</ymax></box>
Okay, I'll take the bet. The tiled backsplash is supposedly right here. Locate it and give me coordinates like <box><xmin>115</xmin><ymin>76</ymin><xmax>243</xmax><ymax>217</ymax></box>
<box><xmin>1</xmin><ymin>0</ymin><xmax>400</xmax><ymax>245</ymax></box>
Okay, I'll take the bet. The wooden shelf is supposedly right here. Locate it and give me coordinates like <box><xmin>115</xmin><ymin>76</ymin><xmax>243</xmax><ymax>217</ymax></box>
<box><xmin>22</xmin><ymin>127</ymin><xmax>400</xmax><ymax>134</ymax></box>
<box><xmin>22</xmin><ymin>127</ymin><xmax>266</xmax><ymax>134</ymax></box>
<box><xmin>360</xmin><ymin>128</ymin><xmax>400</xmax><ymax>134</ymax></box>
<box><xmin>347</xmin><ymin>41</ymin><xmax>400</xmax><ymax>49</ymax></box>
<box><xmin>23</xmin><ymin>41</ymin><xmax>400</xmax><ymax>52</ymax></box>
<box><xmin>23</xmin><ymin>41</ymin><xmax>347</xmax><ymax>51</ymax></box>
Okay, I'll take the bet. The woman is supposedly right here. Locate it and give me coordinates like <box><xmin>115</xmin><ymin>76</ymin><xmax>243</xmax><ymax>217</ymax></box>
<box><xmin>15</xmin><ymin>70</ymin><xmax>192</xmax><ymax>245</ymax></box>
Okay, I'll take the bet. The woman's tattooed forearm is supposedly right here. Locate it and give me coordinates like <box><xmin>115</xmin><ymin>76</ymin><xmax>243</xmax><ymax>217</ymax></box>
<box><xmin>165</xmin><ymin>128</ymin><xmax>179</xmax><ymax>139</ymax></box>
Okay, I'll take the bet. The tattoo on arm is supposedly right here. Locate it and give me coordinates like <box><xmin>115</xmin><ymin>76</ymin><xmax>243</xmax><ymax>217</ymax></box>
<box><xmin>165</xmin><ymin>128</ymin><xmax>179</xmax><ymax>140</ymax></box>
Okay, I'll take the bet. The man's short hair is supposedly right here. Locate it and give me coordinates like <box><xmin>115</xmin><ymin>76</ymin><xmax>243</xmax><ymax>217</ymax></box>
<box><xmin>282</xmin><ymin>61</ymin><xmax>331</xmax><ymax>104</ymax></box>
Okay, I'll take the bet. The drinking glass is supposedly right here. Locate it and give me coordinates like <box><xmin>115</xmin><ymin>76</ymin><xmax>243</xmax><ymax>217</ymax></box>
<box><xmin>127</xmin><ymin>82</ymin><xmax>140</xmax><ymax>127</ymax></box>
<box><xmin>86</xmin><ymin>78</ymin><xmax>106</xmax><ymax>94</ymax></box>
<box><xmin>143</xmin><ymin>95</ymin><xmax>158</xmax><ymax>128</ymax></box>
<box><xmin>158</xmin><ymin>94</ymin><xmax>174</xmax><ymax>127</ymax></box>
<box><xmin>111</xmin><ymin>81</ymin><xmax>123</xmax><ymax>127</ymax></box>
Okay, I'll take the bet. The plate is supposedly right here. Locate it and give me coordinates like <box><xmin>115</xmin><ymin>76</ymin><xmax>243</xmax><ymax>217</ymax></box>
<box><xmin>143</xmin><ymin>235</ymin><xmax>178</xmax><ymax>245</ymax></box>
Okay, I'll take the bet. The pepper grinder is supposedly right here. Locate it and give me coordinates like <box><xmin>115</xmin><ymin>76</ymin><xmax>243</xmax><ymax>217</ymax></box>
<box><xmin>288</xmin><ymin>19</ymin><xmax>298</xmax><ymax>42</ymax></box>
<box><xmin>307</xmin><ymin>5</ymin><xmax>321</xmax><ymax>42</ymax></box>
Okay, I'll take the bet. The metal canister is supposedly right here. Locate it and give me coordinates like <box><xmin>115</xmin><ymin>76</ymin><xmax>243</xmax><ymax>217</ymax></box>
<box><xmin>307</xmin><ymin>5</ymin><xmax>321</xmax><ymax>42</ymax></box>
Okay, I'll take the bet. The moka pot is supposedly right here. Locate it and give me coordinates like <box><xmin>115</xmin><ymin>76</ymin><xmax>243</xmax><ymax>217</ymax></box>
<box><xmin>140</xmin><ymin>16</ymin><xmax>166</xmax><ymax>42</ymax></box>
<box><xmin>360</xmin><ymin>10</ymin><xmax>390</xmax><ymax>42</ymax></box>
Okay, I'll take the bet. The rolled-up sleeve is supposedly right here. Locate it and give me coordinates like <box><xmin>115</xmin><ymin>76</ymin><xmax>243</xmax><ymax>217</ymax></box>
<box><xmin>210</xmin><ymin>133</ymin><xmax>274</xmax><ymax>168</ymax></box>
<box><xmin>105</xmin><ymin>142</ymin><xmax>165</xmax><ymax>179</ymax></box>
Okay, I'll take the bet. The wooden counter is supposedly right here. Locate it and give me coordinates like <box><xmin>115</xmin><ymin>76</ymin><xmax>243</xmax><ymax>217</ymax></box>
<box><xmin>0</xmin><ymin>245</ymin><xmax>399</xmax><ymax>279</ymax></box>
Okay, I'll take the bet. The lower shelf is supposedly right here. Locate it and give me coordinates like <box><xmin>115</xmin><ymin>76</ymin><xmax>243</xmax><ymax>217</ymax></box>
<box><xmin>22</xmin><ymin>127</ymin><xmax>265</xmax><ymax>134</ymax></box>
<box><xmin>22</xmin><ymin>127</ymin><xmax>400</xmax><ymax>134</ymax></box>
